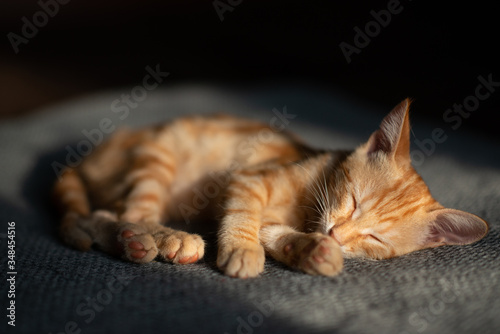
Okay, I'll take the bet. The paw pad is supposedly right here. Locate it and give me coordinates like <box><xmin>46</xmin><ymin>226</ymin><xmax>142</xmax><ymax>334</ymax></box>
<box><xmin>117</xmin><ymin>224</ymin><xmax>158</xmax><ymax>263</ymax></box>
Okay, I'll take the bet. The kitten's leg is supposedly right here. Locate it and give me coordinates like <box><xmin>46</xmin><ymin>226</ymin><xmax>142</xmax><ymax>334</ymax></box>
<box><xmin>118</xmin><ymin>178</ymin><xmax>205</xmax><ymax>264</ymax></box>
<box><xmin>217</xmin><ymin>178</ymin><xmax>267</xmax><ymax>278</ymax></box>
<box><xmin>260</xmin><ymin>224</ymin><xmax>343</xmax><ymax>276</ymax></box>
<box><xmin>118</xmin><ymin>144</ymin><xmax>205</xmax><ymax>264</ymax></box>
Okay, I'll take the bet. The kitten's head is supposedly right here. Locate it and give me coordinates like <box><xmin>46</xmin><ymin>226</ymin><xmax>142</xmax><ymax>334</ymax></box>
<box><xmin>322</xmin><ymin>99</ymin><xmax>488</xmax><ymax>259</ymax></box>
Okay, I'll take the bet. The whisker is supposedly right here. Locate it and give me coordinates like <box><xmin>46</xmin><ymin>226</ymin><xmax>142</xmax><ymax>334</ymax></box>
<box><xmin>293</xmin><ymin>161</ymin><xmax>333</xmax><ymax>223</ymax></box>
<box><xmin>293</xmin><ymin>162</ymin><xmax>324</xmax><ymax>202</ymax></box>
<box><xmin>298</xmin><ymin>205</ymin><xmax>322</xmax><ymax>216</ymax></box>
<box><xmin>320</xmin><ymin>163</ymin><xmax>333</xmax><ymax>219</ymax></box>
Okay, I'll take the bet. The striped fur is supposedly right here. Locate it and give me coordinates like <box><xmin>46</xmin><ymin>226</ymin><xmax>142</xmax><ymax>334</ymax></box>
<box><xmin>53</xmin><ymin>100</ymin><xmax>489</xmax><ymax>278</ymax></box>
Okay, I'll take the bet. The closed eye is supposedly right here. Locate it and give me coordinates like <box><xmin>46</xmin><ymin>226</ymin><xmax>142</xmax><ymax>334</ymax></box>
<box><xmin>367</xmin><ymin>234</ymin><xmax>384</xmax><ymax>244</ymax></box>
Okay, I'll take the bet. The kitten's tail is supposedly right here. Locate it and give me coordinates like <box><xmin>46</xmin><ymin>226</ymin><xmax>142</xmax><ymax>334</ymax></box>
<box><xmin>52</xmin><ymin>168</ymin><xmax>93</xmax><ymax>251</ymax></box>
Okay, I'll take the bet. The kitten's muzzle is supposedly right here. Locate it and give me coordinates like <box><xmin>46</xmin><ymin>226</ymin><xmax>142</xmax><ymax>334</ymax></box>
<box><xmin>329</xmin><ymin>228</ymin><xmax>342</xmax><ymax>246</ymax></box>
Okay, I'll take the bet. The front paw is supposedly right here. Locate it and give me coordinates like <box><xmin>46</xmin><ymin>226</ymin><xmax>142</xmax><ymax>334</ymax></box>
<box><xmin>217</xmin><ymin>244</ymin><xmax>265</xmax><ymax>278</ymax></box>
<box><xmin>154</xmin><ymin>230</ymin><xmax>205</xmax><ymax>264</ymax></box>
<box><xmin>291</xmin><ymin>234</ymin><xmax>343</xmax><ymax>276</ymax></box>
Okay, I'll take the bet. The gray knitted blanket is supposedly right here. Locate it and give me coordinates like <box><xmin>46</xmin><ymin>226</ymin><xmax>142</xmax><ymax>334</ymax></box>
<box><xmin>1</xmin><ymin>85</ymin><xmax>498</xmax><ymax>334</ymax></box>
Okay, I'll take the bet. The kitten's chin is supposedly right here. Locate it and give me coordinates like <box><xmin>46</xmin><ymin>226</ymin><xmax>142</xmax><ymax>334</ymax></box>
<box><xmin>340</xmin><ymin>249</ymin><xmax>378</xmax><ymax>261</ymax></box>
<box><xmin>340</xmin><ymin>247</ymin><xmax>376</xmax><ymax>260</ymax></box>
<box><xmin>339</xmin><ymin>246</ymin><xmax>355</xmax><ymax>258</ymax></box>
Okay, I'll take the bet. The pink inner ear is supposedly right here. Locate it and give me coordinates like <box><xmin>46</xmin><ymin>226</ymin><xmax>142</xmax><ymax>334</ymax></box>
<box><xmin>428</xmin><ymin>210</ymin><xmax>488</xmax><ymax>246</ymax></box>
<box><xmin>366</xmin><ymin>99</ymin><xmax>411</xmax><ymax>159</ymax></box>
<box><xmin>367</xmin><ymin>130</ymin><xmax>392</xmax><ymax>156</ymax></box>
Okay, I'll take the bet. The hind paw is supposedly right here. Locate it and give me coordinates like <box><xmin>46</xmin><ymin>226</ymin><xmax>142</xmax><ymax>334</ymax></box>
<box><xmin>154</xmin><ymin>230</ymin><xmax>205</xmax><ymax>264</ymax></box>
<box><xmin>117</xmin><ymin>223</ymin><xmax>158</xmax><ymax>263</ymax></box>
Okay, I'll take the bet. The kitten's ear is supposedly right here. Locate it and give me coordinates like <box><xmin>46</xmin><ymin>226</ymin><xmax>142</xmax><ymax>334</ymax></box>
<box><xmin>422</xmin><ymin>209</ymin><xmax>489</xmax><ymax>248</ymax></box>
<box><xmin>366</xmin><ymin>98</ymin><xmax>411</xmax><ymax>164</ymax></box>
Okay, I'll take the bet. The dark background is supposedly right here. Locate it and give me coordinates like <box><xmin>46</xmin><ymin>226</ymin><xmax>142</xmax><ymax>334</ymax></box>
<box><xmin>1</xmin><ymin>1</ymin><xmax>498</xmax><ymax>140</ymax></box>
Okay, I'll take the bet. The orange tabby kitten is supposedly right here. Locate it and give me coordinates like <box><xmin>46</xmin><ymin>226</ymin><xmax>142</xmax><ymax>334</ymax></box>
<box><xmin>53</xmin><ymin>99</ymin><xmax>488</xmax><ymax>278</ymax></box>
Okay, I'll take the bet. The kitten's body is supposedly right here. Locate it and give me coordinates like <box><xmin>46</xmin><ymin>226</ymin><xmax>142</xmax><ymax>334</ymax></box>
<box><xmin>53</xmin><ymin>99</ymin><xmax>488</xmax><ymax>277</ymax></box>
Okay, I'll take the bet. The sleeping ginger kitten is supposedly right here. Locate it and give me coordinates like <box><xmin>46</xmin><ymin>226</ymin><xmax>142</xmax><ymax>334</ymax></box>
<box><xmin>53</xmin><ymin>99</ymin><xmax>488</xmax><ymax>278</ymax></box>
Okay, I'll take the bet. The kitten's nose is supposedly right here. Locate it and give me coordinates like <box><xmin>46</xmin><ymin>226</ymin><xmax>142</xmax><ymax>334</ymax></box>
<box><xmin>329</xmin><ymin>228</ymin><xmax>341</xmax><ymax>245</ymax></box>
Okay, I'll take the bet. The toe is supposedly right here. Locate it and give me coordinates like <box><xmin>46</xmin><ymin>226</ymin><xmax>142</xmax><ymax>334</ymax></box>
<box><xmin>178</xmin><ymin>256</ymin><xmax>193</xmax><ymax>264</ymax></box>
<box><xmin>313</xmin><ymin>255</ymin><xmax>325</xmax><ymax>263</ymax></box>
<box><xmin>128</xmin><ymin>241</ymin><xmax>144</xmax><ymax>250</ymax></box>
<box><xmin>188</xmin><ymin>253</ymin><xmax>199</xmax><ymax>263</ymax></box>
<box><xmin>319</xmin><ymin>245</ymin><xmax>330</xmax><ymax>255</ymax></box>
<box><xmin>131</xmin><ymin>250</ymin><xmax>147</xmax><ymax>259</ymax></box>
<box><xmin>121</xmin><ymin>230</ymin><xmax>135</xmax><ymax>239</ymax></box>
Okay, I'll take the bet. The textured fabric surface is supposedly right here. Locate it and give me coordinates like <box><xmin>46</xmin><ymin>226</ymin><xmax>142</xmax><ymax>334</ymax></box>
<box><xmin>1</xmin><ymin>85</ymin><xmax>499</xmax><ymax>334</ymax></box>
